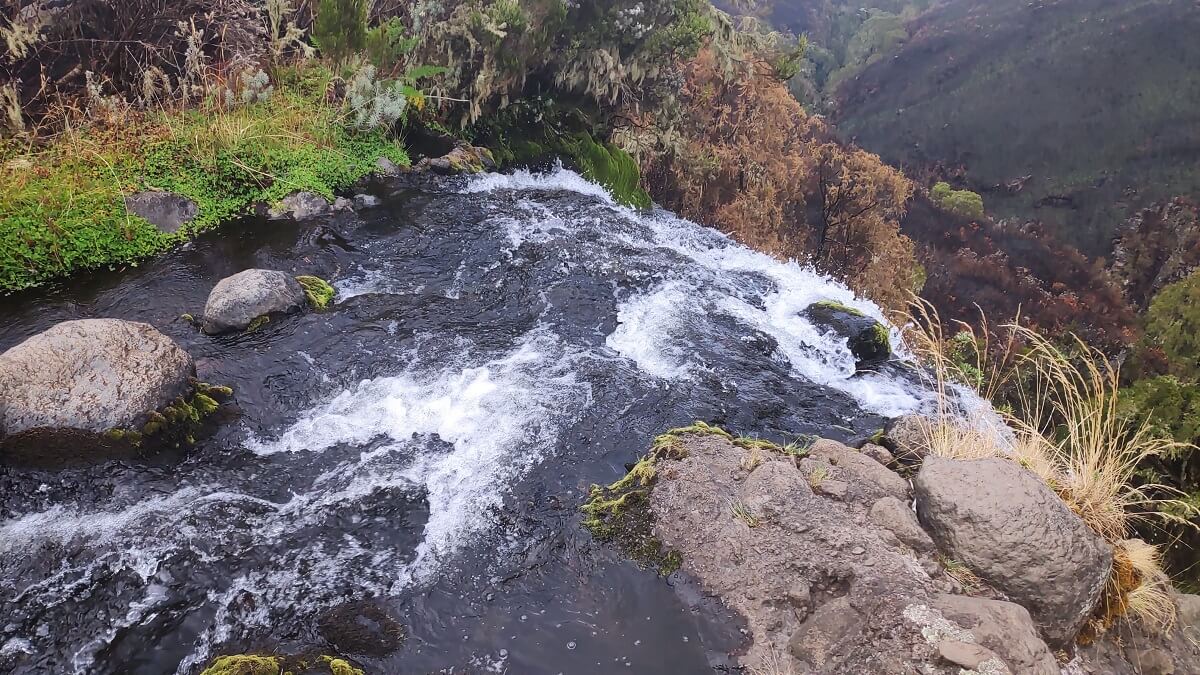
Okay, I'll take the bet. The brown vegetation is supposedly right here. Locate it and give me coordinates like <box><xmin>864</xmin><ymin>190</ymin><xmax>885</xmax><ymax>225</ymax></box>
<box><xmin>635</xmin><ymin>47</ymin><xmax>920</xmax><ymax>311</ymax></box>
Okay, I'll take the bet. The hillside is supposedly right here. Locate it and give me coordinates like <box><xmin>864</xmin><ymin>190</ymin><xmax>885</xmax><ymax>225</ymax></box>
<box><xmin>834</xmin><ymin>0</ymin><xmax>1200</xmax><ymax>254</ymax></box>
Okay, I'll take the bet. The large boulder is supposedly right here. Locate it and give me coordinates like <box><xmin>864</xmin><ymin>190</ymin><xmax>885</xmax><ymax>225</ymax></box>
<box><xmin>914</xmin><ymin>456</ymin><xmax>1113</xmax><ymax>646</ymax></box>
<box><xmin>0</xmin><ymin>319</ymin><xmax>194</xmax><ymax>463</ymax></box>
<box><xmin>202</xmin><ymin>269</ymin><xmax>307</xmax><ymax>335</ymax></box>
<box><xmin>803</xmin><ymin>301</ymin><xmax>891</xmax><ymax>367</ymax></box>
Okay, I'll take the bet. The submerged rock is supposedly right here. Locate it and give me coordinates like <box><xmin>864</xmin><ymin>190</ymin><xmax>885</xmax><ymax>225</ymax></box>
<box><xmin>202</xmin><ymin>269</ymin><xmax>307</xmax><ymax>335</ymax></box>
<box><xmin>802</xmin><ymin>300</ymin><xmax>891</xmax><ymax>368</ymax></box>
<box><xmin>269</xmin><ymin>191</ymin><xmax>332</xmax><ymax>220</ymax></box>
<box><xmin>124</xmin><ymin>190</ymin><xmax>198</xmax><ymax>233</ymax></box>
<box><xmin>914</xmin><ymin>456</ymin><xmax>1113</xmax><ymax>646</ymax></box>
<box><xmin>0</xmin><ymin>319</ymin><xmax>194</xmax><ymax>464</ymax></box>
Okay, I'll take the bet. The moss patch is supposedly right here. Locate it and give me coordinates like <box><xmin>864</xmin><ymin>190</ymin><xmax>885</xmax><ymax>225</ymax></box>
<box><xmin>199</xmin><ymin>655</ymin><xmax>282</xmax><ymax>675</ymax></box>
<box><xmin>810</xmin><ymin>300</ymin><xmax>866</xmax><ymax>318</ymax></box>
<box><xmin>106</xmin><ymin>379</ymin><xmax>233</xmax><ymax>450</ymax></box>
<box><xmin>296</xmin><ymin>275</ymin><xmax>336</xmax><ymax>310</ymax></box>
<box><xmin>582</xmin><ymin>421</ymin><xmax>732</xmax><ymax>574</ymax></box>
<box><xmin>199</xmin><ymin>654</ymin><xmax>365</xmax><ymax>675</ymax></box>
<box><xmin>866</xmin><ymin>323</ymin><xmax>892</xmax><ymax>355</ymax></box>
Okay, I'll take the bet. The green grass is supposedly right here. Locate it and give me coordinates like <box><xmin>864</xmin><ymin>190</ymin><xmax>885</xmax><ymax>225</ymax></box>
<box><xmin>0</xmin><ymin>65</ymin><xmax>410</xmax><ymax>294</ymax></box>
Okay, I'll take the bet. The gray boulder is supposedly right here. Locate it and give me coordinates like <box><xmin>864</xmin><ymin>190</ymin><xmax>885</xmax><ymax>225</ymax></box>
<box><xmin>0</xmin><ymin>319</ymin><xmax>194</xmax><ymax>463</ymax></box>
<box><xmin>929</xmin><ymin>594</ymin><xmax>1058</xmax><ymax>675</ymax></box>
<box><xmin>202</xmin><ymin>269</ymin><xmax>306</xmax><ymax>335</ymax></box>
<box><xmin>880</xmin><ymin>414</ymin><xmax>930</xmax><ymax>465</ymax></box>
<box><xmin>269</xmin><ymin>191</ymin><xmax>331</xmax><ymax>220</ymax></box>
<box><xmin>870</xmin><ymin>497</ymin><xmax>935</xmax><ymax>553</ymax></box>
<box><xmin>124</xmin><ymin>191</ymin><xmax>198</xmax><ymax>233</ymax></box>
<box><xmin>914</xmin><ymin>457</ymin><xmax>1113</xmax><ymax>646</ymax></box>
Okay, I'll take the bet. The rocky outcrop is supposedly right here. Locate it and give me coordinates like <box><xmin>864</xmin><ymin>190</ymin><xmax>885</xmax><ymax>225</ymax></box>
<box><xmin>268</xmin><ymin>191</ymin><xmax>332</xmax><ymax>221</ymax></box>
<box><xmin>913</xmin><ymin>456</ymin><xmax>1113</xmax><ymax>646</ymax></box>
<box><xmin>202</xmin><ymin>269</ymin><xmax>307</xmax><ymax>335</ymax></box>
<box><xmin>0</xmin><ymin>319</ymin><xmax>194</xmax><ymax>464</ymax></box>
<box><xmin>124</xmin><ymin>191</ymin><xmax>198</xmax><ymax>233</ymax></box>
<box><xmin>590</xmin><ymin>422</ymin><xmax>1200</xmax><ymax>667</ymax></box>
<box><xmin>802</xmin><ymin>301</ymin><xmax>891</xmax><ymax>368</ymax></box>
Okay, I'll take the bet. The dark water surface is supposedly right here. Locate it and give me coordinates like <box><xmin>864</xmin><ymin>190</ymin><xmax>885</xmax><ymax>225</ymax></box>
<box><xmin>0</xmin><ymin>169</ymin><xmax>932</xmax><ymax>674</ymax></box>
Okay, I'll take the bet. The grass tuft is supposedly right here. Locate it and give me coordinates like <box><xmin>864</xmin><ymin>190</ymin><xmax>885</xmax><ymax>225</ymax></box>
<box><xmin>903</xmin><ymin>298</ymin><xmax>1198</xmax><ymax>635</ymax></box>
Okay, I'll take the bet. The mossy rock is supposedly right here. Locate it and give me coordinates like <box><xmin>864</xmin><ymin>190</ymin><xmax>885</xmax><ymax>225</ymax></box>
<box><xmin>199</xmin><ymin>654</ymin><xmax>364</xmax><ymax>675</ymax></box>
<box><xmin>582</xmin><ymin>421</ymin><xmax>733</xmax><ymax>574</ymax></box>
<box><xmin>803</xmin><ymin>301</ymin><xmax>892</xmax><ymax>368</ymax></box>
<box><xmin>296</xmin><ymin>275</ymin><xmax>336</xmax><ymax>310</ymax></box>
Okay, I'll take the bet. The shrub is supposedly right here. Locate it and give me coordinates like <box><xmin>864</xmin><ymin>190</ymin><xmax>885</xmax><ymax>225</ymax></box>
<box><xmin>312</xmin><ymin>0</ymin><xmax>368</xmax><ymax>66</ymax></box>
<box><xmin>346</xmin><ymin>64</ymin><xmax>409</xmax><ymax>131</ymax></box>
<box><xmin>931</xmin><ymin>181</ymin><xmax>985</xmax><ymax>219</ymax></box>
<box><xmin>1141</xmin><ymin>270</ymin><xmax>1200</xmax><ymax>381</ymax></box>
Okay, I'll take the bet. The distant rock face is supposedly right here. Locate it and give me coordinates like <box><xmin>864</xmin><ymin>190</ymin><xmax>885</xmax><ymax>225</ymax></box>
<box><xmin>802</xmin><ymin>301</ymin><xmax>891</xmax><ymax>368</ymax></box>
<box><xmin>914</xmin><ymin>456</ymin><xmax>1113</xmax><ymax>646</ymax></box>
<box><xmin>0</xmin><ymin>319</ymin><xmax>194</xmax><ymax>463</ymax></box>
<box><xmin>202</xmin><ymin>269</ymin><xmax>307</xmax><ymax>335</ymax></box>
<box><xmin>124</xmin><ymin>191</ymin><xmax>198</xmax><ymax>233</ymax></box>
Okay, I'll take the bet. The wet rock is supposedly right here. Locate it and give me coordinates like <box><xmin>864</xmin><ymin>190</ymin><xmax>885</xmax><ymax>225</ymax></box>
<box><xmin>269</xmin><ymin>191</ymin><xmax>331</xmax><ymax>220</ymax></box>
<box><xmin>914</xmin><ymin>457</ymin><xmax>1113</xmax><ymax>646</ymax></box>
<box><xmin>869</xmin><ymin>497</ymin><xmax>935</xmax><ymax>553</ymax></box>
<box><xmin>802</xmin><ymin>300</ymin><xmax>891</xmax><ymax>367</ymax></box>
<box><xmin>936</xmin><ymin>640</ymin><xmax>1009</xmax><ymax>674</ymax></box>
<box><xmin>352</xmin><ymin>194</ymin><xmax>380</xmax><ymax>210</ymax></box>
<box><xmin>929</xmin><ymin>594</ymin><xmax>1058</xmax><ymax>675</ymax></box>
<box><xmin>879</xmin><ymin>414</ymin><xmax>930</xmax><ymax>465</ymax></box>
<box><xmin>415</xmin><ymin>142</ymin><xmax>496</xmax><ymax>175</ymax></box>
<box><xmin>124</xmin><ymin>190</ymin><xmax>197</xmax><ymax>233</ymax></box>
<box><xmin>202</xmin><ymin>269</ymin><xmax>307</xmax><ymax>335</ymax></box>
<box><xmin>318</xmin><ymin>600</ymin><xmax>406</xmax><ymax>658</ymax></box>
<box><xmin>0</xmin><ymin>319</ymin><xmax>194</xmax><ymax>464</ymax></box>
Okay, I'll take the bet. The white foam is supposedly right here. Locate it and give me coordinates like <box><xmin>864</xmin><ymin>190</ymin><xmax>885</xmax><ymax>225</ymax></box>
<box><xmin>464</xmin><ymin>163</ymin><xmax>617</xmax><ymax>205</ymax></box>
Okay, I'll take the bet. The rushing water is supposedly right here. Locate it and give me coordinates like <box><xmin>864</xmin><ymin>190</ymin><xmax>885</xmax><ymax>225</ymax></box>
<box><xmin>0</xmin><ymin>169</ymin><xmax>937</xmax><ymax>674</ymax></box>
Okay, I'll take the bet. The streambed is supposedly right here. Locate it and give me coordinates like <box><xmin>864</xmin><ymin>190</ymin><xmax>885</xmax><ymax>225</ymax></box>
<box><xmin>0</xmin><ymin>169</ymin><xmax>934</xmax><ymax>674</ymax></box>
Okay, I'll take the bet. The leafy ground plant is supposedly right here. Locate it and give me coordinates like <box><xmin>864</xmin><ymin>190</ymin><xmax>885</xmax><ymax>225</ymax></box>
<box><xmin>0</xmin><ymin>63</ymin><xmax>410</xmax><ymax>294</ymax></box>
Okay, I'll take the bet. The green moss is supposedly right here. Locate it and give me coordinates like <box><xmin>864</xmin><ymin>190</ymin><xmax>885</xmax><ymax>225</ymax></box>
<box><xmin>563</xmin><ymin>133</ymin><xmax>652</xmax><ymax>209</ymax></box>
<box><xmin>320</xmin><ymin>656</ymin><xmax>364</xmax><ymax>675</ymax></box>
<box><xmin>866</xmin><ymin>323</ymin><xmax>891</xmax><ymax>354</ymax></box>
<box><xmin>296</xmin><ymin>275</ymin><xmax>336</xmax><ymax>310</ymax></box>
<box><xmin>810</xmin><ymin>300</ymin><xmax>866</xmax><ymax>318</ymax></box>
<box><xmin>199</xmin><ymin>654</ymin><xmax>282</xmax><ymax>675</ymax></box>
<box><xmin>247</xmin><ymin>315</ymin><xmax>271</xmax><ymax>332</ymax></box>
<box><xmin>0</xmin><ymin>63</ymin><xmax>411</xmax><ymax>294</ymax></box>
<box><xmin>582</xmin><ymin>421</ymin><xmax>733</xmax><ymax>574</ymax></box>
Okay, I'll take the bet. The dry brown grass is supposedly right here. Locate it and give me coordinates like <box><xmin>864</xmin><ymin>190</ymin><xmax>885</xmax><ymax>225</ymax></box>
<box><xmin>901</xmin><ymin>298</ymin><xmax>1198</xmax><ymax>634</ymax></box>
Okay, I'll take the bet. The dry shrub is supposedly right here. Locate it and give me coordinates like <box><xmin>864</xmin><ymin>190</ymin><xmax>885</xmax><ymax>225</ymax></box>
<box><xmin>636</xmin><ymin>46</ymin><xmax>920</xmax><ymax>312</ymax></box>
<box><xmin>903</xmin><ymin>298</ymin><xmax>1198</xmax><ymax>634</ymax></box>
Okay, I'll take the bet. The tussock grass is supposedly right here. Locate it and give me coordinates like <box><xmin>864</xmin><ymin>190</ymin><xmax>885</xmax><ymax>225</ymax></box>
<box><xmin>903</xmin><ymin>298</ymin><xmax>1198</xmax><ymax>634</ymax></box>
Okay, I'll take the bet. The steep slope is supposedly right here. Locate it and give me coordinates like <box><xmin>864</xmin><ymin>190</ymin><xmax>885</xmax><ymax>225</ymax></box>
<box><xmin>835</xmin><ymin>0</ymin><xmax>1200</xmax><ymax>254</ymax></box>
